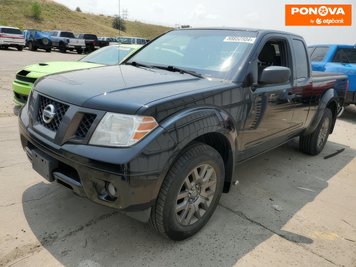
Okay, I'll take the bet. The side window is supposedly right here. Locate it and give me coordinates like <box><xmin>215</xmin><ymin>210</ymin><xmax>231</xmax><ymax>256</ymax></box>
<box><xmin>293</xmin><ymin>39</ymin><xmax>309</xmax><ymax>79</ymax></box>
<box><xmin>332</xmin><ymin>48</ymin><xmax>356</xmax><ymax>64</ymax></box>
<box><xmin>310</xmin><ymin>47</ymin><xmax>329</xmax><ymax>62</ymax></box>
<box><xmin>258</xmin><ymin>40</ymin><xmax>290</xmax><ymax>82</ymax></box>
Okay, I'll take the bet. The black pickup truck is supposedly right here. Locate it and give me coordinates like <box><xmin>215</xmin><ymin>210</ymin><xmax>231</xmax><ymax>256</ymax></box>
<box><xmin>19</xmin><ymin>28</ymin><xmax>348</xmax><ymax>240</ymax></box>
<box><xmin>77</xmin><ymin>33</ymin><xmax>109</xmax><ymax>53</ymax></box>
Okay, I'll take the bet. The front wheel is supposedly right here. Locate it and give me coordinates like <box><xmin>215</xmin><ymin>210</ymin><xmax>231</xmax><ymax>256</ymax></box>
<box><xmin>76</xmin><ymin>48</ymin><xmax>83</xmax><ymax>54</ymax></box>
<box><xmin>150</xmin><ymin>143</ymin><xmax>224</xmax><ymax>241</ymax></box>
<box><xmin>300</xmin><ymin>108</ymin><xmax>332</xmax><ymax>155</ymax></box>
<box><xmin>17</xmin><ymin>46</ymin><xmax>24</xmax><ymax>51</ymax></box>
<box><xmin>28</xmin><ymin>42</ymin><xmax>36</xmax><ymax>51</ymax></box>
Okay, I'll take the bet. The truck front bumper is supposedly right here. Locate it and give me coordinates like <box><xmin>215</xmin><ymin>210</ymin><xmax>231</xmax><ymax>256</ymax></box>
<box><xmin>19</xmin><ymin>117</ymin><xmax>162</xmax><ymax>222</ymax></box>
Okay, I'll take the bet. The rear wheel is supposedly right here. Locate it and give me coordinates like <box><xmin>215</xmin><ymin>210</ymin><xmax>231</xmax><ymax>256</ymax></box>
<box><xmin>300</xmin><ymin>108</ymin><xmax>332</xmax><ymax>155</ymax></box>
<box><xmin>17</xmin><ymin>46</ymin><xmax>23</xmax><ymax>51</ymax></box>
<box><xmin>45</xmin><ymin>48</ymin><xmax>51</xmax><ymax>53</ymax></box>
<box><xmin>76</xmin><ymin>48</ymin><xmax>83</xmax><ymax>54</ymax></box>
<box><xmin>59</xmin><ymin>44</ymin><xmax>66</xmax><ymax>53</ymax></box>
<box><xmin>150</xmin><ymin>143</ymin><xmax>224</xmax><ymax>241</ymax></box>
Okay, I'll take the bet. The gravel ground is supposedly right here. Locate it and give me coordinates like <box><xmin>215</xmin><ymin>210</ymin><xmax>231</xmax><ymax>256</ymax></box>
<box><xmin>0</xmin><ymin>49</ymin><xmax>355</xmax><ymax>267</ymax></box>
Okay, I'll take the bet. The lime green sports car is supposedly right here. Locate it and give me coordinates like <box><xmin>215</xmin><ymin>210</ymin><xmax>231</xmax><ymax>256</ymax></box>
<box><xmin>13</xmin><ymin>44</ymin><xmax>141</xmax><ymax>105</ymax></box>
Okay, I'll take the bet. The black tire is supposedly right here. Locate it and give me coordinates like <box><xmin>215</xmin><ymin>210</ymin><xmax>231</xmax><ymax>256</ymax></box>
<box><xmin>28</xmin><ymin>42</ymin><xmax>36</xmax><ymax>51</ymax></box>
<box><xmin>59</xmin><ymin>44</ymin><xmax>66</xmax><ymax>53</ymax></box>
<box><xmin>17</xmin><ymin>46</ymin><xmax>23</xmax><ymax>51</ymax></box>
<box><xmin>300</xmin><ymin>108</ymin><xmax>333</xmax><ymax>155</ymax></box>
<box><xmin>77</xmin><ymin>48</ymin><xmax>83</xmax><ymax>54</ymax></box>
<box><xmin>150</xmin><ymin>143</ymin><xmax>224</xmax><ymax>241</ymax></box>
<box><xmin>45</xmin><ymin>48</ymin><xmax>51</xmax><ymax>53</ymax></box>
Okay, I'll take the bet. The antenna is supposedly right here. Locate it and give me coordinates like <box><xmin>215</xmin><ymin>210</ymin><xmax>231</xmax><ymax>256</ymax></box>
<box><xmin>118</xmin><ymin>0</ymin><xmax>121</xmax><ymax>38</ymax></box>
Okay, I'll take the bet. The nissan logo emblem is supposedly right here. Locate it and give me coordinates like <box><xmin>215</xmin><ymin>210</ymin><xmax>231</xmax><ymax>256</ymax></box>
<box><xmin>42</xmin><ymin>104</ymin><xmax>56</xmax><ymax>124</ymax></box>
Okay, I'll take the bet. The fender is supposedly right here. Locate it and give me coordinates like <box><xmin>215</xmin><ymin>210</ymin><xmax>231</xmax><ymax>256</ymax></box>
<box><xmin>143</xmin><ymin>107</ymin><xmax>237</xmax><ymax>199</ymax></box>
<box><xmin>303</xmin><ymin>88</ymin><xmax>339</xmax><ymax>136</ymax></box>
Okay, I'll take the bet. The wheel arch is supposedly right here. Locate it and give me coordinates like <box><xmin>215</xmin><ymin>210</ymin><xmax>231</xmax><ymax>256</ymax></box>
<box><xmin>303</xmin><ymin>88</ymin><xmax>339</xmax><ymax>136</ymax></box>
<box><xmin>154</xmin><ymin>107</ymin><xmax>237</xmax><ymax>196</ymax></box>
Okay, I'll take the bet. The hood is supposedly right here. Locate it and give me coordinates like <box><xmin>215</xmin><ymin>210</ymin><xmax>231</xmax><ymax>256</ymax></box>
<box><xmin>33</xmin><ymin>31</ymin><xmax>51</xmax><ymax>40</ymax></box>
<box><xmin>23</xmin><ymin>61</ymin><xmax>103</xmax><ymax>79</ymax></box>
<box><xmin>34</xmin><ymin>65</ymin><xmax>224</xmax><ymax>114</ymax></box>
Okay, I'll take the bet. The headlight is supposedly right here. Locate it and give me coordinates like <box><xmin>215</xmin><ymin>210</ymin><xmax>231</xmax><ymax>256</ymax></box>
<box><xmin>89</xmin><ymin>113</ymin><xmax>158</xmax><ymax>147</ymax></box>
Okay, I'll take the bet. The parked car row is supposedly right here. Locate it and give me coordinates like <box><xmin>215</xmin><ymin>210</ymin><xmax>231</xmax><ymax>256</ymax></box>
<box><xmin>0</xmin><ymin>25</ymin><xmax>149</xmax><ymax>54</ymax></box>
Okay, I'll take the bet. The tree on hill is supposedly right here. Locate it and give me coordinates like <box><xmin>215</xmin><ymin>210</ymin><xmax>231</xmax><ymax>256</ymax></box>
<box><xmin>31</xmin><ymin>2</ymin><xmax>42</xmax><ymax>20</ymax></box>
<box><xmin>75</xmin><ymin>7</ymin><xmax>82</xmax><ymax>12</ymax></box>
<box><xmin>112</xmin><ymin>16</ymin><xmax>126</xmax><ymax>31</ymax></box>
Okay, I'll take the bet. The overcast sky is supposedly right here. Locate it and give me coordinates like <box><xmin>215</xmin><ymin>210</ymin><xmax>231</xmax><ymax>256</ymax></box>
<box><xmin>53</xmin><ymin>0</ymin><xmax>355</xmax><ymax>45</ymax></box>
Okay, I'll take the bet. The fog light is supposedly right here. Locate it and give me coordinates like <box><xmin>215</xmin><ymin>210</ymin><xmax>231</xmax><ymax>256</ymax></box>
<box><xmin>107</xmin><ymin>182</ymin><xmax>117</xmax><ymax>198</ymax></box>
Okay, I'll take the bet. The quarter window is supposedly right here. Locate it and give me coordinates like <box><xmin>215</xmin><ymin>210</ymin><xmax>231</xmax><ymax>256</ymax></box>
<box><xmin>293</xmin><ymin>40</ymin><xmax>309</xmax><ymax>79</ymax></box>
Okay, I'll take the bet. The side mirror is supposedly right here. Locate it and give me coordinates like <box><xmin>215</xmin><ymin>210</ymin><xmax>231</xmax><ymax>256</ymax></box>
<box><xmin>260</xmin><ymin>66</ymin><xmax>291</xmax><ymax>85</ymax></box>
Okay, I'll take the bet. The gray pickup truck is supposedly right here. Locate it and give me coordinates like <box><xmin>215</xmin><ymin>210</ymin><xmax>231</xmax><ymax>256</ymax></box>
<box><xmin>50</xmin><ymin>30</ymin><xmax>86</xmax><ymax>54</ymax></box>
<box><xmin>19</xmin><ymin>28</ymin><xmax>348</xmax><ymax>240</ymax></box>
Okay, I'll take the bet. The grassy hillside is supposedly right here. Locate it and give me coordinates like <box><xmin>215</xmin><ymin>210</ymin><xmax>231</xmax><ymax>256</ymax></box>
<box><xmin>0</xmin><ymin>0</ymin><xmax>171</xmax><ymax>39</ymax></box>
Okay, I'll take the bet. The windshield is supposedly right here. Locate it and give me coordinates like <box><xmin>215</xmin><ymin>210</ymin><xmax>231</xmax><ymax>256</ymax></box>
<box><xmin>1</xmin><ymin>28</ymin><xmax>22</xmax><ymax>34</ymax></box>
<box><xmin>127</xmin><ymin>29</ymin><xmax>257</xmax><ymax>80</ymax></box>
<box><xmin>80</xmin><ymin>45</ymin><xmax>136</xmax><ymax>65</ymax></box>
<box><xmin>60</xmin><ymin>32</ymin><xmax>75</xmax><ymax>38</ymax></box>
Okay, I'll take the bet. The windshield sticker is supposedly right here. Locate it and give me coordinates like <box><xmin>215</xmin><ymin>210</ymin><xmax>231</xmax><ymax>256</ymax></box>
<box><xmin>224</xmin><ymin>36</ymin><xmax>256</xmax><ymax>43</ymax></box>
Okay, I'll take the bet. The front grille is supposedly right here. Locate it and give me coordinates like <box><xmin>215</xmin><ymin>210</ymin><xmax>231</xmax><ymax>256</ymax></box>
<box><xmin>37</xmin><ymin>95</ymin><xmax>69</xmax><ymax>131</ymax></box>
<box><xmin>75</xmin><ymin>113</ymin><xmax>96</xmax><ymax>138</ymax></box>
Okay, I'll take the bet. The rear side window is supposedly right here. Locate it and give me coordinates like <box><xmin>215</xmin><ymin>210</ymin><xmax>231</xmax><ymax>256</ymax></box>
<box><xmin>84</xmin><ymin>34</ymin><xmax>97</xmax><ymax>40</ymax></box>
<box><xmin>310</xmin><ymin>47</ymin><xmax>329</xmax><ymax>62</ymax></box>
<box><xmin>1</xmin><ymin>28</ymin><xmax>22</xmax><ymax>34</ymax></box>
<box><xmin>60</xmin><ymin>32</ymin><xmax>75</xmax><ymax>38</ymax></box>
<box><xmin>293</xmin><ymin>39</ymin><xmax>309</xmax><ymax>79</ymax></box>
<box><xmin>332</xmin><ymin>48</ymin><xmax>356</xmax><ymax>64</ymax></box>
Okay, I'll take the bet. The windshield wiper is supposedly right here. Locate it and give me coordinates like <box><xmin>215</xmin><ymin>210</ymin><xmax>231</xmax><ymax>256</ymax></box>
<box><xmin>127</xmin><ymin>62</ymin><xmax>203</xmax><ymax>78</ymax></box>
<box><xmin>126</xmin><ymin>61</ymin><xmax>151</xmax><ymax>68</ymax></box>
<box><xmin>153</xmin><ymin>65</ymin><xmax>203</xmax><ymax>78</ymax></box>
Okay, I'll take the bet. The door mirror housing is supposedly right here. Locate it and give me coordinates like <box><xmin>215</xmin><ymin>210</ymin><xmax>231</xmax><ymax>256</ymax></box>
<box><xmin>260</xmin><ymin>66</ymin><xmax>291</xmax><ymax>85</ymax></box>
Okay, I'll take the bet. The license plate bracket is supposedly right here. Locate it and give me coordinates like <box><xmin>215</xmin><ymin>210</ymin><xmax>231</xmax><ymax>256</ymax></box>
<box><xmin>32</xmin><ymin>149</ymin><xmax>58</xmax><ymax>182</ymax></box>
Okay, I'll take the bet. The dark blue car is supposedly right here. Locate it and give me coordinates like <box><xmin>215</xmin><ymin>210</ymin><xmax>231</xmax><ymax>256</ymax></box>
<box><xmin>23</xmin><ymin>29</ymin><xmax>52</xmax><ymax>52</ymax></box>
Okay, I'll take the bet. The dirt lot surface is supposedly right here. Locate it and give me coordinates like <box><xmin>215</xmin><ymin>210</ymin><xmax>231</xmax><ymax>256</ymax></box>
<box><xmin>0</xmin><ymin>49</ymin><xmax>356</xmax><ymax>267</ymax></box>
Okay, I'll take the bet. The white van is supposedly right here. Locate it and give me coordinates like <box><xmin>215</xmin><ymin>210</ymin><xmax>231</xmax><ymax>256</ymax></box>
<box><xmin>0</xmin><ymin>26</ymin><xmax>25</xmax><ymax>51</ymax></box>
